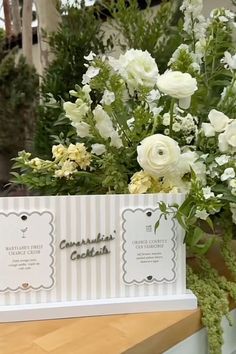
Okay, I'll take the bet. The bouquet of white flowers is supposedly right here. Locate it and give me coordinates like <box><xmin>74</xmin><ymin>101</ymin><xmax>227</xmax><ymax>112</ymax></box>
<box><xmin>12</xmin><ymin>1</ymin><xmax>236</xmax><ymax>352</ymax></box>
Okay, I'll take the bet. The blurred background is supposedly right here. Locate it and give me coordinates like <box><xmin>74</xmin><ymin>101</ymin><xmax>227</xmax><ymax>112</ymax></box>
<box><xmin>0</xmin><ymin>0</ymin><xmax>234</xmax><ymax>195</ymax></box>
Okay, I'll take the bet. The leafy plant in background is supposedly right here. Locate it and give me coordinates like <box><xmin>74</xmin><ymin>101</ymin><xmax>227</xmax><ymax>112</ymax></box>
<box><xmin>101</xmin><ymin>0</ymin><xmax>183</xmax><ymax>73</ymax></box>
<box><xmin>34</xmin><ymin>0</ymin><xmax>112</xmax><ymax>159</ymax></box>
<box><xmin>0</xmin><ymin>35</ymin><xmax>38</xmax><ymax>187</ymax></box>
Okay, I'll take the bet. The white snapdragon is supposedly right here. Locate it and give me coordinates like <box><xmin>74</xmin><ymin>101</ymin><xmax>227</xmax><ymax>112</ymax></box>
<box><xmin>63</xmin><ymin>100</ymin><xmax>89</xmax><ymax>123</ymax></box>
<box><xmin>91</xmin><ymin>143</ymin><xmax>106</xmax><ymax>156</ymax></box>
<box><xmin>218</xmin><ymin>120</ymin><xmax>236</xmax><ymax>153</ymax></box>
<box><xmin>162</xmin><ymin>113</ymin><xmax>170</xmax><ymax>126</ymax></box>
<box><xmin>208</xmin><ymin>109</ymin><xmax>231</xmax><ymax>132</ymax></box>
<box><xmin>73</xmin><ymin>122</ymin><xmax>91</xmax><ymax>138</ymax></box>
<box><xmin>168</xmin><ymin>44</ymin><xmax>201</xmax><ymax>70</ymax></box>
<box><xmin>180</xmin><ymin>0</ymin><xmax>207</xmax><ymax>41</ymax></box>
<box><xmin>110</xmin><ymin>49</ymin><xmax>159</xmax><ymax>93</ymax></box>
<box><xmin>221</xmin><ymin>167</ymin><xmax>235</xmax><ymax>181</ymax></box>
<box><xmin>156</xmin><ymin>71</ymin><xmax>198</xmax><ymax>109</ymax></box>
<box><xmin>202</xmin><ymin>186</ymin><xmax>214</xmax><ymax>199</ymax></box>
<box><xmin>93</xmin><ymin>105</ymin><xmax>123</xmax><ymax>149</ymax></box>
<box><xmin>100</xmin><ymin>89</ymin><xmax>115</xmax><ymax>106</ymax></box>
<box><xmin>222</xmin><ymin>51</ymin><xmax>236</xmax><ymax>70</ymax></box>
<box><xmin>82</xmin><ymin>66</ymin><xmax>100</xmax><ymax>85</ymax></box>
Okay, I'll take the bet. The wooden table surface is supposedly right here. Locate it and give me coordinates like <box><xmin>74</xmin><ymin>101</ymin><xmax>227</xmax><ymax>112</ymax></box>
<box><xmin>0</xmin><ymin>308</ymin><xmax>201</xmax><ymax>354</ymax></box>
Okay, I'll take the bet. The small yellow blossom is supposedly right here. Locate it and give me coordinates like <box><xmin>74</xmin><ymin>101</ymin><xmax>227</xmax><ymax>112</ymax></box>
<box><xmin>67</xmin><ymin>143</ymin><xmax>91</xmax><ymax>170</ymax></box>
<box><xmin>52</xmin><ymin>144</ymin><xmax>68</xmax><ymax>161</ymax></box>
<box><xmin>128</xmin><ymin>171</ymin><xmax>153</xmax><ymax>194</ymax></box>
<box><xmin>54</xmin><ymin>160</ymin><xmax>77</xmax><ymax>178</ymax></box>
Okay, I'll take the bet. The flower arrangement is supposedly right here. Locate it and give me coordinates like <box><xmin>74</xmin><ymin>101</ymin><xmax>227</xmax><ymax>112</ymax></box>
<box><xmin>11</xmin><ymin>1</ymin><xmax>236</xmax><ymax>353</ymax></box>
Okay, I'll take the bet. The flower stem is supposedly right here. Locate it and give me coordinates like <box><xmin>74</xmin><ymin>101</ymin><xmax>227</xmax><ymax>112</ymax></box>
<box><xmin>169</xmin><ymin>98</ymin><xmax>175</xmax><ymax>137</ymax></box>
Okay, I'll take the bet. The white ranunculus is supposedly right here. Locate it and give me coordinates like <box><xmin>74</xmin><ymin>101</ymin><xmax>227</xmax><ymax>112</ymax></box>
<box><xmin>111</xmin><ymin>49</ymin><xmax>159</xmax><ymax>93</ymax></box>
<box><xmin>218</xmin><ymin>120</ymin><xmax>236</xmax><ymax>153</ymax></box>
<box><xmin>137</xmin><ymin>134</ymin><xmax>181</xmax><ymax>178</ymax></box>
<box><xmin>73</xmin><ymin>122</ymin><xmax>91</xmax><ymax>138</ymax></box>
<box><xmin>91</xmin><ymin>143</ymin><xmax>106</xmax><ymax>155</ymax></box>
<box><xmin>201</xmin><ymin>123</ymin><xmax>215</xmax><ymax>137</ymax></box>
<box><xmin>208</xmin><ymin>109</ymin><xmax>230</xmax><ymax>132</ymax></box>
<box><xmin>63</xmin><ymin>100</ymin><xmax>89</xmax><ymax>123</ymax></box>
<box><xmin>156</xmin><ymin>71</ymin><xmax>198</xmax><ymax>109</ymax></box>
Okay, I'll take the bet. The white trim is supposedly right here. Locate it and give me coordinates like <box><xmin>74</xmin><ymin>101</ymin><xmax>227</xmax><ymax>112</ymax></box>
<box><xmin>0</xmin><ymin>291</ymin><xmax>197</xmax><ymax>322</ymax></box>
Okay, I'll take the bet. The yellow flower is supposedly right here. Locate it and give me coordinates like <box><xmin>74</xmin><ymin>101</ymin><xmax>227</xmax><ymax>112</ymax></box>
<box><xmin>67</xmin><ymin>143</ymin><xmax>91</xmax><ymax>170</ymax></box>
<box><xmin>54</xmin><ymin>160</ymin><xmax>77</xmax><ymax>178</ymax></box>
<box><xmin>52</xmin><ymin>144</ymin><xmax>68</xmax><ymax>161</ymax></box>
<box><xmin>128</xmin><ymin>171</ymin><xmax>153</xmax><ymax>194</ymax></box>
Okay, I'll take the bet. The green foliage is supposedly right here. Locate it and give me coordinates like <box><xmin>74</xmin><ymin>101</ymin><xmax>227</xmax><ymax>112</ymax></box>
<box><xmin>102</xmin><ymin>0</ymin><xmax>183</xmax><ymax>73</ymax></box>
<box><xmin>0</xmin><ymin>38</ymin><xmax>38</xmax><ymax>158</ymax></box>
<box><xmin>34</xmin><ymin>0</ymin><xmax>111</xmax><ymax>159</ymax></box>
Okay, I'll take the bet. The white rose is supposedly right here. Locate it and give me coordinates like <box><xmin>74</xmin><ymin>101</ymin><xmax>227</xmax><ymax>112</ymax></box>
<box><xmin>201</xmin><ymin>123</ymin><xmax>215</xmax><ymax>137</ymax></box>
<box><xmin>137</xmin><ymin>134</ymin><xmax>181</xmax><ymax>177</ymax></box>
<box><xmin>91</xmin><ymin>143</ymin><xmax>106</xmax><ymax>155</ymax></box>
<box><xmin>111</xmin><ymin>49</ymin><xmax>159</xmax><ymax>93</ymax></box>
<box><xmin>63</xmin><ymin>99</ymin><xmax>89</xmax><ymax>123</ymax></box>
<box><xmin>156</xmin><ymin>71</ymin><xmax>198</xmax><ymax>109</ymax></box>
<box><xmin>208</xmin><ymin>109</ymin><xmax>230</xmax><ymax>132</ymax></box>
<box><xmin>218</xmin><ymin>120</ymin><xmax>236</xmax><ymax>153</ymax></box>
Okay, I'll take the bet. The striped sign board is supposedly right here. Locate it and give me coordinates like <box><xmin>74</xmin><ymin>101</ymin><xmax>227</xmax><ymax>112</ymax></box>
<box><xmin>0</xmin><ymin>194</ymin><xmax>197</xmax><ymax>322</ymax></box>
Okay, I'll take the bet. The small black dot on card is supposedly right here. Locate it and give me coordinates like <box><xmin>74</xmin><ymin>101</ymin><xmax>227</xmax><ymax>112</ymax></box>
<box><xmin>21</xmin><ymin>215</ymin><xmax>27</xmax><ymax>221</ymax></box>
<box><xmin>146</xmin><ymin>212</ymin><xmax>152</xmax><ymax>217</ymax></box>
<box><xmin>147</xmin><ymin>275</ymin><xmax>153</xmax><ymax>281</ymax></box>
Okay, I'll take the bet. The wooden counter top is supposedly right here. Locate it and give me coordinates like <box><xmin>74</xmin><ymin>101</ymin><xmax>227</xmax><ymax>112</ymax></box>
<box><xmin>0</xmin><ymin>242</ymin><xmax>235</xmax><ymax>354</ymax></box>
<box><xmin>0</xmin><ymin>309</ymin><xmax>201</xmax><ymax>354</ymax></box>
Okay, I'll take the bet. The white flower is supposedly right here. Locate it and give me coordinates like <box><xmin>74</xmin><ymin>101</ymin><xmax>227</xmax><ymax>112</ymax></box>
<box><xmin>93</xmin><ymin>105</ymin><xmax>114</xmax><ymax>139</ymax></box>
<box><xmin>172</xmin><ymin>122</ymin><xmax>181</xmax><ymax>132</ymax></box>
<box><xmin>208</xmin><ymin>109</ymin><xmax>231</xmax><ymax>132</ymax></box>
<box><xmin>215</xmin><ymin>155</ymin><xmax>230</xmax><ymax>166</ymax></box>
<box><xmin>195</xmin><ymin>209</ymin><xmax>209</xmax><ymax>220</ymax></box>
<box><xmin>84</xmin><ymin>51</ymin><xmax>96</xmax><ymax>61</ymax></box>
<box><xmin>229</xmin><ymin>179</ymin><xmax>236</xmax><ymax>188</ymax></box>
<box><xmin>162</xmin><ymin>113</ymin><xmax>170</xmax><ymax>126</ymax></box>
<box><xmin>91</xmin><ymin>143</ymin><xmax>106</xmax><ymax>155</ymax></box>
<box><xmin>93</xmin><ymin>105</ymin><xmax>123</xmax><ymax>148</ymax></box>
<box><xmin>82</xmin><ymin>66</ymin><xmax>100</xmax><ymax>85</ymax></box>
<box><xmin>202</xmin><ymin>186</ymin><xmax>214</xmax><ymax>199</ymax></box>
<box><xmin>137</xmin><ymin>134</ymin><xmax>181</xmax><ymax>178</ymax></box>
<box><xmin>63</xmin><ymin>100</ymin><xmax>89</xmax><ymax>123</ymax></box>
<box><xmin>222</xmin><ymin>51</ymin><xmax>236</xmax><ymax>70</ymax></box>
<box><xmin>201</xmin><ymin>123</ymin><xmax>215</xmax><ymax>137</ymax></box>
<box><xmin>110</xmin><ymin>49</ymin><xmax>159</xmax><ymax>93</ymax></box>
<box><xmin>110</xmin><ymin>131</ymin><xmax>123</xmax><ymax>149</ymax></box>
<box><xmin>156</xmin><ymin>71</ymin><xmax>198</xmax><ymax>109</ymax></box>
<box><xmin>146</xmin><ymin>89</ymin><xmax>161</xmax><ymax>103</ymax></box>
<box><xmin>100</xmin><ymin>89</ymin><xmax>115</xmax><ymax>105</ymax></box>
<box><xmin>151</xmin><ymin>106</ymin><xmax>163</xmax><ymax>117</ymax></box>
<box><xmin>73</xmin><ymin>122</ymin><xmax>91</xmax><ymax>138</ymax></box>
<box><xmin>221</xmin><ymin>167</ymin><xmax>235</xmax><ymax>181</ymax></box>
<box><xmin>218</xmin><ymin>120</ymin><xmax>236</xmax><ymax>153</ymax></box>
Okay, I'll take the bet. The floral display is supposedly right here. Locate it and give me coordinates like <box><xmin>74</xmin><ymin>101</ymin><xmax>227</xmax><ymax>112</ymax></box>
<box><xmin>11</xmin><ymin>1</ymin><xmax>236</xmax><ymax>352</ymax></box>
